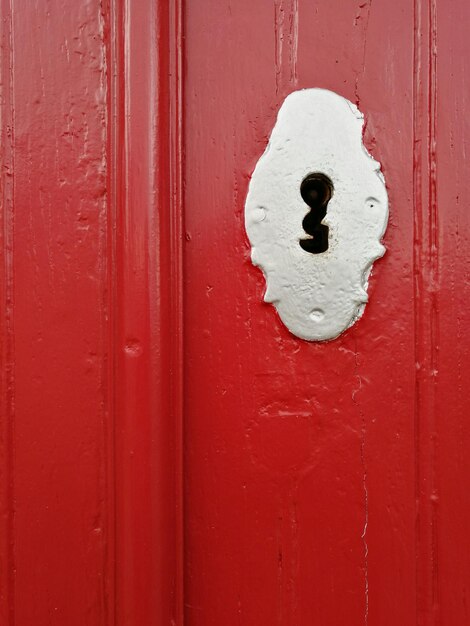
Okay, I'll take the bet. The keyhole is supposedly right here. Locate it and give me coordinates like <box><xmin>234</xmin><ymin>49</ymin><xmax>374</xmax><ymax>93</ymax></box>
<box><xmin>299</xmin><ymin>173</ymin><xmax>333</xmax><ymax>254</ymax></box>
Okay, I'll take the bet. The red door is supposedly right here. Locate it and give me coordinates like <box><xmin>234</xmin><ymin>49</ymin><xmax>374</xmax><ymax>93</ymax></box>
<box><xmin>1</xmin><ymin>1</ymin><xmax>470</xmax><ymax>625</ymax></box>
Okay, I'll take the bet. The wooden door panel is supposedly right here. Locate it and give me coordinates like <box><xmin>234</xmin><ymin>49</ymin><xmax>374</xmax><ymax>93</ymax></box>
<box><xmin>183</xmin><ymin>1</ymin><xmax>417</xmax><ymax>624</ymax></box>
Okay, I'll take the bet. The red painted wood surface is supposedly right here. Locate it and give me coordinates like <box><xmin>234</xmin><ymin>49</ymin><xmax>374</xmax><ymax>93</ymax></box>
<box><xmin>183</xmin><ymin>1</ymin><xmax>470</xmax><ymax>625</ymax></box>
<box><xmin>1</xmin><ymin>2</ymin><xmax>113</xmax><ymax>624</ymax></box>
<box><xmin>1</xmin><ymin>1</ymin><xmax>470</xmax><ymax>625</ymax></box>
<box><xmin>0</xmin><ymin>1</ymin><xmax>182</xmax><ymax>625</ymax></box>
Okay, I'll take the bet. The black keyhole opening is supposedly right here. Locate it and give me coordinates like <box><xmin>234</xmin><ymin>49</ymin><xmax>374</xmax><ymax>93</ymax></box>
<box><xmin>299</xmin><ymin>173</ymin><xmax>333</xmax><ymax>254</ymax></box>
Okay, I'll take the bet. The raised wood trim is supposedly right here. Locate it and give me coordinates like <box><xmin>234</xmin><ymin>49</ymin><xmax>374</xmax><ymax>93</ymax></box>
<box><xmin>108</xmin><ymin>1</ymin><xmax>184</xmax><ymax>623</ymax></box>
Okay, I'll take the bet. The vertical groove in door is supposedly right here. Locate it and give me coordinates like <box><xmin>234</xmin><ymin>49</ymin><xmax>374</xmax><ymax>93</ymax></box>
<box><xmin>413</xmin><ymin>0</ymin><xmax>440</xmax><ymax>623</ymax></box>
<box><xmin>0</xmin><ymin>0</ymin><xmax>15</xmax><ymax>623</ymax></box>
<box><xmin>168</xmin><ymin>0</ymin><xmax>185</xmax><ymax>623</ymax></box>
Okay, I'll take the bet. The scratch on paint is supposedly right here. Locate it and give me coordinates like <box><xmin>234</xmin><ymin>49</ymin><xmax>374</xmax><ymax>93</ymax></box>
<box><xmin>354</xmin><ymin>0</ymin><xmax>373</xmax><ymax>107</ymax></box>
<box><xmin>277</xmin><ymin>513</ymin><xmax>283</xmax><ymax>626</ymax></box>
<box><xmin>289</xmin><ymin>482</ymin><xmax>300</xmax><ymax>622</ymax></box>
<box><xmin>274</xmin><ymin>1</ymin><xmax>284</xmax><ymax>95</ymax></box>
<box><xmin>361</xmin><ymin>423</ymin><xmax>369</xmax><ymax>626</ymax></box>
<box><xmin>290</xmin><ymin>0</ymin><xmax>299</xmax><ymax>85</ymax></box>
<box><xmin>352</xmin><ymin>339</ymin><xmax>369</xmax><ymax>626</ymax></box>
<box><xmin>274</xmin><ymin>0</ymin><xmax>299</xmax><ymax>95</ymax></box>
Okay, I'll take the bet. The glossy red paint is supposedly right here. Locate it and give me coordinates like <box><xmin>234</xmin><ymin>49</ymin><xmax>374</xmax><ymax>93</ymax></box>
<box><xmin>0</xmin><ymin>1</ymin><xmax>182</xmax><ymax>625</ymax></box>
<box><xmin>1</xmin><ymin>1</ymin><xmax>470</xmax><ymax>625</ymax></box>
<box><xmin>1</xmin><ymin>2</ymin><xmax>113</xmax><ymax>624</ymax></box>
<box><xmin>183</xmin><ymin>0</ymin><xmax>470</xmax><ymax>625</ymax></box>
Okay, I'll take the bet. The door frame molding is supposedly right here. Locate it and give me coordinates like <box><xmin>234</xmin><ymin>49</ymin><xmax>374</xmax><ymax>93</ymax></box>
<box><xmin>108</xmin><ymin>1</ymin><xmax>184</xmax><ymax>623</ymax></box>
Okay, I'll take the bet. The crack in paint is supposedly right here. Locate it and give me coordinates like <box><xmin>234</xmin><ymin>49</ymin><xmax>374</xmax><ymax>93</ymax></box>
<box><xmin>361</xmin><ymin>419</ymin><xmax>369</xmax><ymax>626</ymax></box>
<box><xmin>352</xmin><ymin>338</ymin><xmax>369</xmax><ymax>626</ymax></box>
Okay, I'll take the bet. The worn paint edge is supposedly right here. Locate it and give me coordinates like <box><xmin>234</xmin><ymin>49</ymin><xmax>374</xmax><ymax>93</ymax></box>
<box><xmin>0</xmin><ymin>0</ymin><xmax>15</xmax><ymax>622</ymax></box>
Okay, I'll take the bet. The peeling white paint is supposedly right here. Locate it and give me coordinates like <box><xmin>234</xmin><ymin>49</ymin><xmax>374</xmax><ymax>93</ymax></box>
<box><xmin>245</xmin><ymin>88</ymin><xmax>389</xmax><ymax>341</ymax></box>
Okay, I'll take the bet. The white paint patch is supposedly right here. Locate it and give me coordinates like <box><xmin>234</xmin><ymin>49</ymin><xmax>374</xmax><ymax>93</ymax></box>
<box><xmin>244</xmin><ymin>88</ymin><xmax>388</xmax><ymax>341</ymax></box>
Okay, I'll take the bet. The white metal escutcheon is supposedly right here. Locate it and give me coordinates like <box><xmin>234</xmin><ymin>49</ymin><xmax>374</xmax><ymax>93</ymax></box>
<box><xmin>244</xmin><ymin>88</ymin><xmax>389</xmax><ymax>341</ymax></box>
